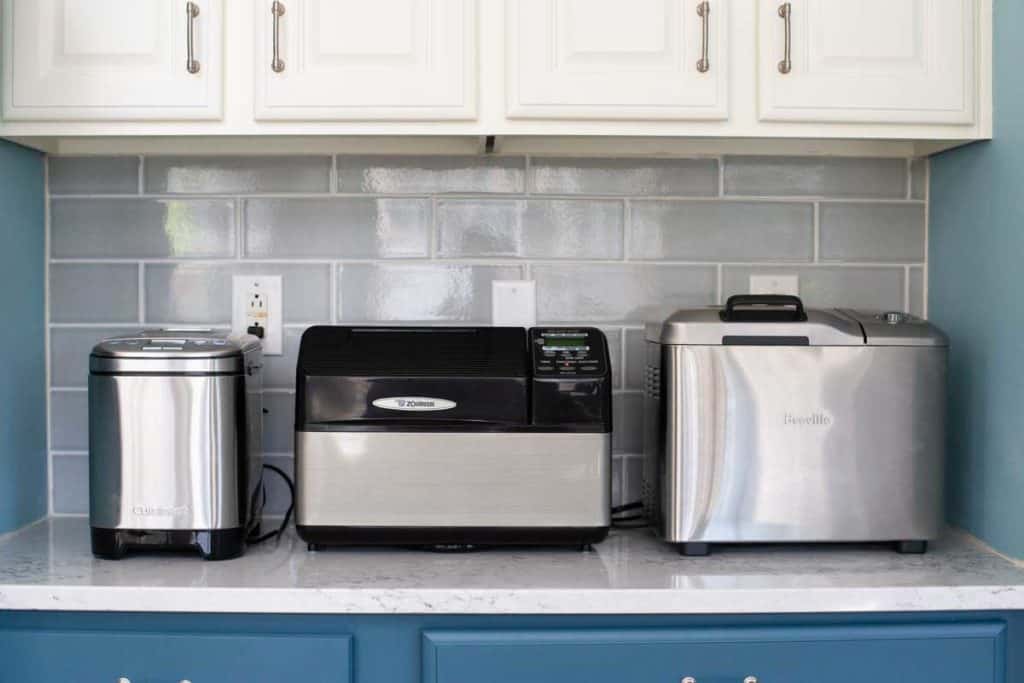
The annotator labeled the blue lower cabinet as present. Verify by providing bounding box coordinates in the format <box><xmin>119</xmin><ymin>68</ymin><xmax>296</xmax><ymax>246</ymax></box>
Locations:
<box><xmin>0</xmin><ymin>629</ymin><xmax>352</xmax><ymax>683</ymax></box>
<box><xmin>422</xmin><ymin>623</ymin><xmax>1007</xmax><ymax>683</ymax></box>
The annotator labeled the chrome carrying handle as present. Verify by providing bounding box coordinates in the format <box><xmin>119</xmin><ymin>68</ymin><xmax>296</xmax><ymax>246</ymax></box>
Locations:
<box><xmin>185</xmin><ymin>1</ymin><xmax>200</xmax><ymax>74</ymax></box>
<box><xmin>271</xmin><ymin>1</ymin><xmax>286</xmax><ymax>73</ymax></box>
<box><xmin>778</xmin><ymin>2</ymin><xmax>792</xmax><ymax>74</ymax></box>
<box><xmin>696</xmin><ymin>1</ymin><xmax>710</xmax><ymax>73</ymax></box>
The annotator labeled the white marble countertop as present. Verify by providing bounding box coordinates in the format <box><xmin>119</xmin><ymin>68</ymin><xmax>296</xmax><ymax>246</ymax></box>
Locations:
<box><xmin>0</xmin><ymin>518</ymin><xmax>1022</xmax><ymax>615</ymax></box>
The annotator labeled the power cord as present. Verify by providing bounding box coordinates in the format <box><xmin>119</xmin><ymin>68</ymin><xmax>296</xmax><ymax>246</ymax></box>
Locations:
<box><xmin>248</xmin><ymin>463</ymin><xmax>295</xmax><ymax>545</ymax></box>
<box><xmin>611</xmin><ymin>500</ymin><xmax>649</xmax><ymax>529</ymax></box>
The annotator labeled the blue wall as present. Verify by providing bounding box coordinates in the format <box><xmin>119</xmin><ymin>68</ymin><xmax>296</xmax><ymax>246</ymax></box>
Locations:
<box><xmin>930</xmin><ymin>1</ymin><xmax>1024</xmax><ymax>558</ymax></box>
<box><xmin>0</xmin><ymin>140</ymin><xmax>46</xmax><ymax>532</ymax></box>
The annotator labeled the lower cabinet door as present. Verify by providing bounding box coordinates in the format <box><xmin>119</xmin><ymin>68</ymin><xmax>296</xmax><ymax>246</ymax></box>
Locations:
<box><xmin>423</xmin><ymin>623</ymin><xmax>1006</xmax><ymax>683</ymax></box>
<box><xmin>0</xmin><ymin>629</ymin><xmax>352</xmax><ymax>682</ymax></box>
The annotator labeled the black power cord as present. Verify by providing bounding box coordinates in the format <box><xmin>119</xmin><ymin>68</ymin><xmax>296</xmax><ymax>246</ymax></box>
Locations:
<box><xmin>611</xmin><ymin>500</ymin><xmax>649</xmax><ymax>529</ymax></box>
<box><xmin>248</xmin><ymin>464</ymin><xmax>295</xmax><ymax>545</ymax></box>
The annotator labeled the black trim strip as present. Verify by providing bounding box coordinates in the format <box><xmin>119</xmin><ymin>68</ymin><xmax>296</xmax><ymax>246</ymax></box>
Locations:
<box><xmin>722</xmin><ymin>336</ymin><xmax>810</xmax><ymax>346</ymax></box>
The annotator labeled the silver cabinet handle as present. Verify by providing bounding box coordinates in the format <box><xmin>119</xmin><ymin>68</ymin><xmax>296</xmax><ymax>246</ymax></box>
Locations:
<box><xmin>271</xmin><ymin>1</ymin><xmax>286</xmax><ymax>73</ymax></box>
<box><xmin>185</xmin><ymin>1</ymin><xmax>200</xmax><ymax>74</ymax></box>
<box><xmin>696</xmin><ymin>1</ymin><xmax>711</xmax><ymax>73</ymax></box>
<box><xmin>777</xmin><ymin>2</ymin><xmax>792</xmax><ymax>74</ymax></box>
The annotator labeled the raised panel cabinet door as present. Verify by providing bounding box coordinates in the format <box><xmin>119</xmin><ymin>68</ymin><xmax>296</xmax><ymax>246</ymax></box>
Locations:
<box><xmin>254</xmin><ymin>0</ymin><xmax>477</xmax><ymax>120</ymax></box>
<box><xmin>507</xmin><ymin>0</ymin><xmax>728</xmax><ymax>120</ymax></box>
<box><xmin>758</xmin><ymin>0</ymin><xmax>976</xmax><ymax>124</ymax></box>
<box><xmin>2</xmin><ymin>0</ymin><xmax>224</xmax><ymax>120</ymax></box>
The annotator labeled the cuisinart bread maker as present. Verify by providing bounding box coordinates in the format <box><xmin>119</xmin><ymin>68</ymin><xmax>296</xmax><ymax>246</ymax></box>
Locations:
<box><xmin>644</xmin><ymin>295</ymin><xmax>948</xmax><ymax>556</ymax></box>
<box><xmin>88</xmin><ymin>329</ymin><xmax>264</xmax><ymax>560</ymax></box>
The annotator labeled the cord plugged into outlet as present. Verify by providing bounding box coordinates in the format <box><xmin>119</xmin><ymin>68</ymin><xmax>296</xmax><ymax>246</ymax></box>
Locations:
<box><xmin>232</xmin><ymin>276</ymin><xmax>282</xmax><ymax>354</ymax></box>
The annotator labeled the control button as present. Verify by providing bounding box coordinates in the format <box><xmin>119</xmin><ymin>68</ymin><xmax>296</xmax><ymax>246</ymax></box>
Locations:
<box><xmin>882</xmin><ymin>311</ymin><xmax>907</xmax><ymax>325</ymax></box>
<box><xmin>142</xmin><ymin>346</ymin><xmax>163</xmax><ymax>351</ymax></box>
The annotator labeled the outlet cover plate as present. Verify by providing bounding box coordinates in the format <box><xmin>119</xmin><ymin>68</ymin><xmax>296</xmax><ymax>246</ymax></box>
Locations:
<box><xmin>232</xmin><ymin>275</ymin><xmax>282</xmax><ymax>355</ymax></box>
<box><xmin>749</xmin><ymin>274</ymin><xmax>800</xmax><ymax>297</ymax></box>
<box><xmin>492</xmin><ymin>280</ymin><xmax>537</xmax><ymax>327</ymax></box>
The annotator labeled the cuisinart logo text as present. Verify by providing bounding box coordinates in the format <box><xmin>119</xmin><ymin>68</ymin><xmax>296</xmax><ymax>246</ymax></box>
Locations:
<box><xmin>783</xmin><ymin>412</ymin><xmax>833</xmax><ymax>427</ymax></box>
<box><xmin>132</xmin><ymin>504</ymin><xmax>191</xmax><ymax>517</ymax></box>
<box><xmin>372</xmin><ymin>397</ymin><xmax>457</xmax><ymax>412</ymax></box>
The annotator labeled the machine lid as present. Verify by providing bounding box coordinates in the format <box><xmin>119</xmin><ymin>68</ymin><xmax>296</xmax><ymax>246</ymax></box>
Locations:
<box><xmin>646</xmin><ymin>296</ymin><xmax>947</xmax><ymax>347</ymax></box>
<box><xmin>90</xmin><ymin>329</ymin><xmax>259</xmax><ymax>373</ymax></box>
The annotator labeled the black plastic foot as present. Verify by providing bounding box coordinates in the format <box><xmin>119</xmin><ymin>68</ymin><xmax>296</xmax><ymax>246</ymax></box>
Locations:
<box><xmin>579</xmin><ymin>543</ymin><xmax>595</xmax><ymax>553</ymax></box>
<box><xmin>307</xmin><ymin>543</ymin><xmax>322</xmax><ymax>552</ymax></box>
<box><xmin>896</xmin><ymin>540</ymin><xmax>927</xmax><ymax>554</ymax></box>
<box><xmin>91</xmin><ymin>527</ymin><xmax>246</xmax><ymax>561</ymax></box>
<box><xmin>680</xmin><ymin>542</ymin><xmax>711</xmax><ymax>557</ymax></box>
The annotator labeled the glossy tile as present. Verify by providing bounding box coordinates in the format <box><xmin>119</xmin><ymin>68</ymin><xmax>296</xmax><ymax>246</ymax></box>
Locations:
<box><xmin>724</xmin><ymin>156</ymin><xmax>908</xmax><ymax>198</ymax></box>
<box><xmin>819</xmin><ymin>202</ymin><xmax>926</xmax><ymax>262</ymax></box>
<box><xmin>52</xmin><ymin>455</ymin><xmax>89</xmax><ymax>515</ymax></box>
<box><xmin>50</xmin><ymin>391</ymin><xmax>87</xmax><ymax>452</ymax></box>
<box><xmin>262</xmin><ymin>455</ymin><xmax>295</xmax><ymax>515</ymax></box>
<box><xmin>622</xmin><ymin>454</ymin><xmax>644</xmax><ymax>505</ymax></box>
<box><xmin>244</xmin><ymin>198</ymin><xmax>431</xmax><ymax>259</ymax></box>
<box><xmin>338</xmin><ymin>264</ymin><xmax>523</xmax><ymax>322</ymax></box>
<box><xmin>51</xmin><ymin>327</ymin><xmax>138</xmax><ymax>388</ymax></box>
<box><xmin>630</xmin><ymin>200</ymin><xmax>814</xmax><ymax>261</ymax></box>
<box><xmin>144</xmin><ymin>263</ymin><xmax>330</xmax><ymax>324</ymax></box>
<box><xmin>144</xmin><ymin>156</ymin><xmax>331</xmax><ymax>194</ymax></box>
<box><xmin>624</xmin><ymin>328</ymin><xmax>646</xmax><ymax>390</ymax></box>
<box><xmin>534</xmin><ymin>264</ymin><xmax>716</xmax><ymax>323</ymax></box>
<box><xmin>437</xmin><ymin>199</ymin><xmax>624</xmax><ymax>259</ymax></box>
<box><xmin>49</xmin><ymin>156</ymin><xmax>139</xmax><ymax>195</ymax></box>
<box><xmin>910</xmin><ymin>158</ymin><xmax>928</xmax><ymax>200</ymax></box>
<box><xmin>909</xmin><ymin>267</ymin><xmax>925</xmax><ymax>317</ymax></box>
<box><xmin>263</xmin><ymin>392</ymin><xmax>295</xmax><ymax>454</ymax></box>
<box><xmin>336</xmin><ymin>155</ymin><xmax>525</xmax><ymax>194</ymax></box>
<box><xmin>613</xmin><ymin>393</ymin><xmax>643</xmax><ymax>454</ymax></box>
<box><xmin>50</xmin><ymin>264</ymin><xmax>139</xmax><ymax>324</ymax></box>
<box><xmin>611</xmin><ymin>456</ymin><xmax>624</xmax><ymax>508</ymax></box>
<box><xmin>52</xmin><ymin>199</ymin><xmax>235</xmax><ymax>259</ymax></box>
<box><xmin>600</xmin><ymin>327</ymin><xmax>623</xmax><ymax>389</ymax></box>
<box><xmin>263</xmin><ymin>327</ymin><xmax>306</xmax><ymax>389</ymax></box>
<box><xmin>529</xmin><ymin>157</ymin><xmax>719</xmax><ymax>196</ymax></box>
<box><xmin>723</xmin><ymin>266</ymin><xmax>905</xmax><ymax>310</ymax></box>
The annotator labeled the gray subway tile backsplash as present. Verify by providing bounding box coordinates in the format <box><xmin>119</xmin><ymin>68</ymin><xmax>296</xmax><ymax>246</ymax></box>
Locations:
<box><xmin>529</xmin><ymin>157</ymin><xmax>719</xmax><ymax>196</ymax></box>
<box><xmin>724</xmin><ymin>156</ymin><xmax>908</xmax><ymax>198</ymax></box>
<box><xmin>52</xmin><ymin>198</ymin><xmax>236</xmax><ymax>259</ymax></box>
<box><xmin>629</xmin><ymin>200</ymin><xmax>814</xmax><ymax>261</ymax></box>
<box><xmin>46</xmin><ymin>153</ymin><xmax>927</xmax><ymax>514</ymax></box>
<box><xmin>49</xmin><ymin>156</ymin><xmax>140</xmax><ymax>195</ymax></box>
<box><xmin>245</xmin><ymin>197</ymin><xmax>432</xmax><ymax>259</ymax></box>
<box><xmin>337</xmin><ymin>155</ymin><xmax>525</xmax><ymax>194</ymax></box>
<box><xmin>437</xmin><ymin>199</ymin><xmax>624</xmax><ymax>259</ymax></box>
<box><xmin>144</xmin><ymin>156</ymin><xmax>332</xmax><ymax>194</ymax></box>
<box><xmin>819</xmin><ymin>202</ymin><xmax>926</xmax><ymax>263</ymax></box>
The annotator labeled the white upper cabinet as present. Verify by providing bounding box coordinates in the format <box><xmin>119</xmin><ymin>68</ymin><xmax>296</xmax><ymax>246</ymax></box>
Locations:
<box><xmin>253</xmin><ymin>0</ymin><xmax>477</xmax><ymax>120</ymax></box>
<box><xmin>758</xmin><ymin>0</ymin><xmax>976</xmax><ymax>124</ymax></box>
<box><xmin>507</xmin><ymin>0</ymin><xmax>728</xmax><ymax>120</ymax></box>
<box><xmin>2</xmin><ymin>0</ymin><xmax>223</xmax><ymax>120</ymax></box>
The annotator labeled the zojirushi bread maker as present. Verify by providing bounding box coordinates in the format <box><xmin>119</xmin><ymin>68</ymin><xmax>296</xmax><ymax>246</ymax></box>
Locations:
<box><xmin>294</xmin><ymin>326</ymin><xmax>612</xmax><ymax>549</ymax></box>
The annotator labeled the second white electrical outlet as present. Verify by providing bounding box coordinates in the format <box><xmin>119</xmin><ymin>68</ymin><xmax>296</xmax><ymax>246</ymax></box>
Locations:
<box><xmin>749</xmin><ymin>274</ymin><xmax>800</xmax><ymax>297</ymax></box>
<box><xmin>232</xmin><ymin>275</ymin><xmax>282</xmax><ymax>355</ymax></box>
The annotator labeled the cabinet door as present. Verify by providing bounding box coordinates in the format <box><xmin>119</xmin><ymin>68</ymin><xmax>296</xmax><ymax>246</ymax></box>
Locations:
<box><xmin>254</xmin><ymin>0</ymin><xmax>477</xmax><ymax>121</ymax></box>
<box><xmin>506</xmin><ymin>0</ymin><xmax>728</xmax><ymax>120</ymax></box>
<box><xmin>2</xmin><ymin>0</ymin><xmax>223</xmax><ymax>121</ymax></box>
<box><xmin>758</xmin><ymin>0</ymin><xmax>975</xmax><ymax>124</ymax></box>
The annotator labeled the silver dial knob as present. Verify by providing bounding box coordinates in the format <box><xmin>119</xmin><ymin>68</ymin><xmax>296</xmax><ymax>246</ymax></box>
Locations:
<box><xmin>883</xmin><ymin>311</ymin><xmax>906</xmax><ymax>324</ymax></box>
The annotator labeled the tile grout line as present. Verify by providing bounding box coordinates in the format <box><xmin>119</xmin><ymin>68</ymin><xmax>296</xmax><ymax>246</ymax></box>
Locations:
<box><xmin>923</xmin><ymin>158</ymin><xmax>931</xmax><ymax>318</ymax></box>
<box><xmin>137</xmin><ymin>155</ymin><xmax>144</xmax><ymax>195</ymax></box>
<box><xmin>813</xmin><ymin>201</ymin><xmax>821</xmax><ymax>262</ymax></box>
<box><xmin>137</xmin><ymin>263</ymin><xmax>145</xmax><ymax>324</ymax></box>
<box><xmin>622</xmin><ymin>199</ymin><xmax>631</xmax><ymax>261</ymax></box>
<box><xmin>330</xmin><ymin>261</ymin><xmax>339</xmax><ymax>324</ymax></box>
<box><xmin>44</xmin><ymin>156</ymin><xmax>54</xmax><ymax>518</ymax></box>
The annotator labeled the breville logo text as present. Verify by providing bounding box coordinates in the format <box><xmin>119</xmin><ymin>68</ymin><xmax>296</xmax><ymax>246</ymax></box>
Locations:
<box><xmin>132</xmin><ymin>505</ymin><xmax>190</xmax><ymax>517</ymax></box>
<box><xmin>372</xmin><ymin>397</ymin><xmax>457</xmax><ymax>412</ymax></box>
<box><xmin>783</xmin><ymin>412</ymin><xmax>832</xmax><ymax>426</ymax></box>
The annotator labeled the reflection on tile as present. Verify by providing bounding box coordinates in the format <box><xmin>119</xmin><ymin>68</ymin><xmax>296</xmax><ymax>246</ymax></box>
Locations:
<box><xmin>437</xmin><ymin>199</ymin><xmax>624</xmax><ymax>259</ymax></box>
<box><xmin>613</xmin><ymin>393</ymin><xmax>643</xmax><ymax>454</ymax></box>
<box><xmin>723</xmin><ymin>266</ymin><xmax>905</xmax><ymax>310</ymax></box>
<box><xmin>338</xmin><ymin>264</ymin><xmax>523</xmax><ymax>322</ymax></box>
<box><xmin>262</xmin><ymin>455</ymin><xmax>295</xmax><ymax>515</ymax></box>
<box><xmin>611</xmin><ymin>456</ymin><xmax>624</xmax><ymax>508</ymax></box>
<box><xmin>337</xmin><ymin>155</ymin><xmax>525</xmax><ymax>194</ymax></box>
<box><xmin>819</xmin><ymin>203</ymin><xmax>926</xmax><ymax>262</ymax></box>
<box><xmin>145</xmin><ymin>263</ymin><xmax>330</xmax><ymax>324</ymax></box>
<box><xmin>600</xmin><ymin>328</ymin><xmax>622</xmax><ymax>389</ymax></box>
<box><xmin>51</xmin><ymin>327</ymin><xmax>138</xmax><ymax>388</ymax></box>
<box><xmin>909</xmin><ymin>267</ymin><xmax>925</xmax><ymax>317</ymax></box>
<box><xmin>144</xmin><ymin>156</ymin><xmax>331</xmax><ymax>194</ymax></box>
<box><xmin>50</xmin><ymin>264</ymin><xmax>138</xmax><ymax>323</ymax></box>
<box><xmin>262</xmin><ymin>392</ymin><xmax>295</xmax><ymax>454</ymax></box>
<box><xmin>244</xmin><ymin>198</ymin><xmax>431</xmax><ymax>258</ymax></box>
<box><xmin>622</xmin><ymin>455</ymin><xmax>644</xmax><ymax>504</ymax></box>
<box><xmin>51</xmin><ymin>391</ymin><xmax>88</xmax><ymax>451</ymax></box>
<box><xmin>263</xmin><ymin>327</ymin><xmax>307</xmax><ymax>389</ymax></box>
<box><xmin>534</xmin><ymin>264</ymin><xmax>716</xmax><ymax>323</ymax></box>
<box><xmin>724</xmin><ymin>156</ymin><xmax>907</xmax><ymax>198</ymax></box>
<box><xmin>910</xmin><ymin>159</ymin><xmax>928</xmax><ymax>200</ymax></box>
<box><xmin>630</xmin><ymin>200</ymin><xmax>814</xmax><ymax>261</ymax></box>
<box><xmin>529</xmin><ymin>157</ymin><xmax>719</xmax><ymax>196</ymax></box>
<box><xmin>52</xmin><ymin>199</ymin><xmax>235</xmax><ymax>259</ymax></box>
<box><xmin>624</xmin><ymin>328</ymin><xmax>646</xmax><ymax>390</ymax></box>
<box><xmin>53</xmin><ymin>455</ymin><xmax>89</xmax><ymax>515</ymax></box>
<box><xmin>49</xmin><ymin>156</ymin><xmax>139</xmax><ymax>195</ymax></box>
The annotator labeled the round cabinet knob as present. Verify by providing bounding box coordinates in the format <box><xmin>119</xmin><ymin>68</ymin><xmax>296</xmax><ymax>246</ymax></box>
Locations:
<box><xmin>883</xmin><ymin>311</ymin><xmax>907</xmax><ymax>324</ymax></box>
<box><xmin>744</xmin><ymin>677</ymin><xmax>759</xmax><ymax>683</ymax></box>
<box><xmin>681</xmin><ymin>678</ymin><xmax>697</xmax><ymax>683</ymax></box>
<box><xmin>118</xmin><ymin>679</ymin><xmax>131</xmax><ymax>683</ymax></box>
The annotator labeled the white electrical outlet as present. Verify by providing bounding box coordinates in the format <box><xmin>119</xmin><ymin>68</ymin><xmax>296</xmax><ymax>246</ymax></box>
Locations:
<box><xmin>232</xmin><ymin>275</ymin><xmax>282</xmax><ymax>355</ymax></box>
<box><xmin>492</xmin><ymin>280</ymin><xmax>536</xmax><ymax>326</ymax></box>
<box><xmin>749</xmin><ymin>274</ymin><xmax>800</xmax><ymax>296</ymax></box>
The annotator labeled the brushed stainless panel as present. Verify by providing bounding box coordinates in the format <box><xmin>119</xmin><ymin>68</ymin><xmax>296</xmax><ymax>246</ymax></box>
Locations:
<box><xmin>296</xmin><ymin>432</ymin><xmax>610</xmax><ymax>528</ymax></box>
<box><xmin>89</xmin><ymin>374</ymin><xmax>245</xmax><ymax>530</ymax></box>
<box><xmin>654</xmin><ymin>345</ymin><xmax>945</xmax><ymax>543</ymax></box>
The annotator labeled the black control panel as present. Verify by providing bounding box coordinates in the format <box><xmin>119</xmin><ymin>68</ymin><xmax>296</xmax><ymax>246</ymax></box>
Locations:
<box><xmin>530</xmin><ymin>328</ymin><xmax>607</xmax><ymax>377</ymax></box>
